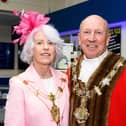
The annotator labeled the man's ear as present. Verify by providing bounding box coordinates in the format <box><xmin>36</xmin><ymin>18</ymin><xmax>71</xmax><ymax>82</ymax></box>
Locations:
<box><xmin>106</xmin><ymin>33</ymin><xmax>111</xmax><ymax>46</ymax></box>
<box><xmin>78</xmin><ymin>33</ymin><xmax>81</xmax><ymax>45</ymax></box>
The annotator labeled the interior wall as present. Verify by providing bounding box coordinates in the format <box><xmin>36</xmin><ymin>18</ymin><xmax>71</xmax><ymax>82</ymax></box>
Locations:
<box><xmin>0</xmin><ymin>0</ymin><xmax>86</xmax><ymax>14</ymax></box>
<box><xmin>0</xmin><ymin>25</ymin><xmax>11</xmax><ymax>42</ymax></box>
<box><xmin>48</xmin><ymin>0</ymin><xmax>126</xmax><ymax>32</ymax></box>
<box><xmin>0</xmin><ymin>0</ymin><xmax>49</xmax><ymax>13</ymax></box>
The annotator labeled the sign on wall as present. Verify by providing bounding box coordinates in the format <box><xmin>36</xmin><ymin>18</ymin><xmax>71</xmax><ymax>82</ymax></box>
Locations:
<box><xmin>108</xmin><ymin>26</ymin><xmax>121</xmax><ymax>55</ymax></box>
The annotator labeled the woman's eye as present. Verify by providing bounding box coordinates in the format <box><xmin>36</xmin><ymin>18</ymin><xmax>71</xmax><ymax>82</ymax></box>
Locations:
<box><xmin>48</xmin><ymin>41</ymin><xmax>55</xmax><ymax>45</ymax></box>
<box><xmin>37</xmin><ymin>41</ymin><xmax>42</xmax><ymax>44</ymax></box>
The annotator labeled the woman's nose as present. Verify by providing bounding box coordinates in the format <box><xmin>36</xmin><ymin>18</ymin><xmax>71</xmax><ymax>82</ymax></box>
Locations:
<box><xmin>43</xmin><ymin>42</ymin><xmax>49</xmax><ymax>49</ymax></box>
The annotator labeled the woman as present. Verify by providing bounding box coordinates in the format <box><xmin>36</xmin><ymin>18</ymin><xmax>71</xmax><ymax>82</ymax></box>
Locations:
<box><xmin>4</xmin><ymin>11</ymin><xmax>69</xmax><ymax>126</ymax></box>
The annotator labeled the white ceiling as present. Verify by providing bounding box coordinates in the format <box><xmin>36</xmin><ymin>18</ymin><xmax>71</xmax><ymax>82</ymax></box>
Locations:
<box><xmin>0</xmin><ymin>0</ymin><xmax>87</xmax><ymax>25</ymax></box>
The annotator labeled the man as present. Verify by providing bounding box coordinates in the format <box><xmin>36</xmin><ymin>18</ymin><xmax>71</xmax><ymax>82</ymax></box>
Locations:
<box><xmin>69</xmin><ymin>15</ymin><xmax>126</xmax><ymax>126</ymax></box>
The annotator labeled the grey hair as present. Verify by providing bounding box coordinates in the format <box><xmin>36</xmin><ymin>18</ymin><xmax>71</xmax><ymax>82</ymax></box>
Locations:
<box><xmin>20</xmin><ymin>24</ymin><xmax>64</xmax><ymax>66</ymax></box>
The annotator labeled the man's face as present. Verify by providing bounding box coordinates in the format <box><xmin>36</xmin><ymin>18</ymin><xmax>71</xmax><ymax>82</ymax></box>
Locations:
<box><xmin>78</xmin><ymin>15</ymin><xmax>110</xmax><ymax>59</ymax></box>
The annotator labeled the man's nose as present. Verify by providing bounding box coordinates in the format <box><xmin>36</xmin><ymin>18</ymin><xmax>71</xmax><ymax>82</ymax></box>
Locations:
<box><xmin>88</xmin><ymin>32</ymin><xmax>96</xmax><ymax>42</ymax></box>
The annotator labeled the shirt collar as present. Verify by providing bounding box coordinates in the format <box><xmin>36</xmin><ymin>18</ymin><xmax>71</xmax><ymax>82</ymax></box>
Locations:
<box><xmin>83</xmin><ymin>49</ymin><xmax>109</xmax><ymax>63</ymax></box>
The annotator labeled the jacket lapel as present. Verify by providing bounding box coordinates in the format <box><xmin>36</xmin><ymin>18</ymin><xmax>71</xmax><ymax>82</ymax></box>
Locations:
<box><xmin>24</xmin><ymin>65</ymin><xmax>66</xmax><ymax>117</ymax></box>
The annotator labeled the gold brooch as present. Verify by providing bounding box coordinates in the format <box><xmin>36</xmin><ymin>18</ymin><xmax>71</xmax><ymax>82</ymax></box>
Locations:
<box><xmin>23</xmin><ymin>80</ymin><xmax>29</xmax><ymax>85</ymax></box>
<box><xmin>34</xmin><ymin>89</ymin><xmax>40</xmax><ymax>96</ymax></box>
<box><xmin>58</xmin><ymin>86</ymin><xmax>63</xmax><ymax>93</ymax></box>
<box><xmin>48</xmin><ymin>93</ymin><xmax>60</xmax><ymax>124</ymax></box>
<box><xmin>74</xmin><ymin>106</ymin><xmax>89</xmax><ymax>124</ymax></box>
<box><xmin>51</xmin><ymin>104</ymin><xmax>60</xmax><ymax>124</ymax></box>
<box><xmin>60</xmin><ymin>78</ymin><xmax>66</xmax><ymax>82</ymax></box>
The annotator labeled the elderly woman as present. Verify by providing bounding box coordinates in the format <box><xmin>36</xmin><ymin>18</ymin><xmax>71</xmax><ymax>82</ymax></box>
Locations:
<box><xmin>4</xmin><ymin>11</ymin><xmax>69</xmax><ymax>126</ymax></box>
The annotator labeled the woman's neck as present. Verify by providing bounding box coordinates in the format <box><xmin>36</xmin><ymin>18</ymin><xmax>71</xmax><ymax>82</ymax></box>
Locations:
<box><xmin>33</xmin><ymin>62</ymin><xmax>52</xmax><ymax>79</ymax></box>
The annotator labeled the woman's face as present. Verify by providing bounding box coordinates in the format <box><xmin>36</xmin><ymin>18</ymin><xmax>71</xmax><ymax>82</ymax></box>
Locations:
<box><xmin>32</xmin><ymin>31</ymin><xmax>56</xmax><ymax>66</ymax></box>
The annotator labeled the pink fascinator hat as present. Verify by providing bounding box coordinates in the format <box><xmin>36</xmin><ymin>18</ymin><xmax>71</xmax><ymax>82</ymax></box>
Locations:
<box><xmin>12</xmin><ymin>10</ymin><xmax>50</xmax><ymax>45</ymax></box>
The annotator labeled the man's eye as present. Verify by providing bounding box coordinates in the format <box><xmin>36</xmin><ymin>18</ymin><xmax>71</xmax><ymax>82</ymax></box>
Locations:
<box><xmin>96</xmin><ymin>31</ymin><xmax>102</xmax><ymax>34</ymax></box>
<box><xmin>83</xmin><ymin>31</ymin><xmax>90</xmax><ymax>34</ymax></box>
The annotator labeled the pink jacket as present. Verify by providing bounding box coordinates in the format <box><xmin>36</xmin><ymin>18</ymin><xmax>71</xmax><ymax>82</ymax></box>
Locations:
<box><xmin>4</xmin><ymin>64</ymin><xmax>69</xmax><ymax>126</ymax></box>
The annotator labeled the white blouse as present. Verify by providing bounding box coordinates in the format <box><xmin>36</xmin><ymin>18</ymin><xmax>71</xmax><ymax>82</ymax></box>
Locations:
<box><xmin>40</xmin><ymin>77</ymin><xmax>56</xmax><ymax>93</ymax></box>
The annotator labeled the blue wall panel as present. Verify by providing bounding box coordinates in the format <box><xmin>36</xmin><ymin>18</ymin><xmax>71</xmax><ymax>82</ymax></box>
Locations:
<box><xmin>48</xmin><ymin>0</ymin><xmax>125</xmax><ymax>32</ymax></box>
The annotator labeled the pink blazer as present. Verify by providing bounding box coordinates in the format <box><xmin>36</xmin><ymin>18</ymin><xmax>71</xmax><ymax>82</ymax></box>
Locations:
<box><xmin>4</xmin><ymin>64</ymin><xmax>69</xmax><ymax>126</ymax></box>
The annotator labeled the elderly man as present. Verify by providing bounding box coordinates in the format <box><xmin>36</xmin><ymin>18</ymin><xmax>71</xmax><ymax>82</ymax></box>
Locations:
<box><xmin>68</xmin><ymin>15</ymin><xmax>126</xmax><ymax>126</ymax></box>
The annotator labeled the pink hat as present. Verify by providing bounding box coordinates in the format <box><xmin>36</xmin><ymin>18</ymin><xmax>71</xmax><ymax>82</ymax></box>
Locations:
<box><xmin>13</xmin><ymin>10</ymin><xmax>50</xmax><ymax>45</ymax></box>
